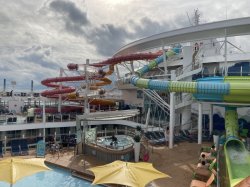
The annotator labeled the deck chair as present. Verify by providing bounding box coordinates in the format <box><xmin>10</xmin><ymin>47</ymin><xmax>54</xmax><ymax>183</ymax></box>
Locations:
<box><xmin>200</xmin><ymin>150</ymin><xmax>216</xmax><ymax>162</ymax></box>
<box><xmin>0</xmin><ymin>141</ymin><xmax>3</xmax><ymax>157</ymax></box>
<box><xmin>20</xmin><ymin>139</ymin><xmax>29</xmax><ymax>155</ymax></box>
<box><xmin>144</xmin><ymin>132</ymin><xmax>162</xmax><ymax>145</ymax></box>
<box><xmin>12</xmin><ymin>117</ymin><xmax>17</xmax><ymax>123</ymax></box>
<box><xmin>36</xmin><ymin>136</ymin><xmax>43</xmax><ymax>143</ymax></box>
<box><xmin>194</xmin><ymin>159</ymin><xmax>217</xmax><ymax>181</ymax></box>
<box><xmin>151</xmin><ymin>131</ymin><xmax>165</xmax><ymax>144</ymax></box>
<box><xmin>11</xmin><ymin>140</ymin><xmax>21</xmax><ymax>156</ymax></box>
<box><xmin>200</xmin><ymin>146</ymin><xmax>212</xmax><ymax>154</ymax></box>
<box><xmin>179</xmin><ymin>130</ymin><xmax>194</xmax><ymax>142</ymax></box>
<box><xmin>190</xmin><ymin>173</ymin><xmax>215</xmax><ymax>187</ymax></box>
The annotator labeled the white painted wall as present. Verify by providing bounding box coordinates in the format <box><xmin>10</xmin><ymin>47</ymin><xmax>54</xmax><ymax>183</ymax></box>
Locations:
<box><xmin>181</xmin><ymin>46</ymin><xmax>193</xmax><ymax>130</ymax></box>
<box><xmin>121</xmin><ymin>90</ymin><xmax>143</xmax><ymax>107</ymax></box>
<box><xmin>8</xmin><ymin>100</ymin><xmax>24</xmax><ymax>114</ymax></box>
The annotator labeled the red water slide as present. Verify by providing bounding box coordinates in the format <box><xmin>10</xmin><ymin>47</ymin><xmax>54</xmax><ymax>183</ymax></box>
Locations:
<box><xmin>67</xmin><ymin>52</ymin><xmax>161</xmax><ymax>69</ymax></box>
<box><xmin>41</xmin><ymin>52</ymin><xmax>161</xmax><ymax>99</ymax></box>
<box><xmin>41</xmin><ymin>75</ymin><xmax>100</xmax><ymax>97</ymax></box>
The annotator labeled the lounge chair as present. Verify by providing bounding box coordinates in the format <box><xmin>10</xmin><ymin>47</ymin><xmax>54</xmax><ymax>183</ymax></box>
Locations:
<box><xmin>11</xmin><ymin>140</ymin><xmax>21</xmax><ymax>156</ymax></box>
<box><xmin>36</xmin><ymin>136</ymin><xmax>43</xmax><ymax>143</ymax></box>
<box><xmin>0</xmin><ymin>141</ymin><xmax>3</xmax><ymax>157</ymax></box>
<box><xmin>185</xmin><ymin>130</ymin><xmax>212</xmax><ymax>142</ymax></box>
<box><xmin>12</xmin><ymin>117</ymin><xmax>17</xmax><ymax>123</ymax></box>
<box><xmin>144</xmin><ymin>132</ymin><xmax>163</xmax><ymax>145</ymax></box>
<box><xmin>200</xmin><ymin>146</ymin><xmax>212</xmax><ymax>153</ymax></box>
<box><xmin>194</xmin><ymin>159</ymin><xmax>217</xmax><ymax>181</ymax></box>
<box><xmin>151</xmin><ymin>131</ymin><xmax>165</xmax><ymax>143</ymax></box>
<box><xmin>179</xmin><ymin>130</ymin><xmax>195</xmax><ymax>142</ymax></box>
<box><xmin>190</xmin><ymin>173</ymin><xmax>215</xmax><ymax>187</ymax></box>
<box><xmin>69</xmin><ymin>135</ymin><xmax>76</xmax><ymax>147</ymax></box>
<box><xmin>20</xmin><ymin>139</ymin><xmax>29</xmax><ymax>155</ymax></box>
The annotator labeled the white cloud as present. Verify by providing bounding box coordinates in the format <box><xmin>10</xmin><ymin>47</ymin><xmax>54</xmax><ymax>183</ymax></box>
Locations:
<box><xmin>0</xmin><ymin>0</ymin><xmax>250</xmax><ymax>92</ymax></box>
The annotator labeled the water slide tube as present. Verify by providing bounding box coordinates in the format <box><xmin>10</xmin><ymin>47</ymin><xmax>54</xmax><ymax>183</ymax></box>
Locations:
<box><xmin>129</xmin><ymin>48</ymin><xmax>250</xmax><ymax>186</ymax></box>
<box><xmin>41</xmin><ymin>75</ymin><xmax>115</xmax><ymax>107</ymax></box>
<box><xmin>41</xmin><ymin>52</ymin><xmax>161</xmax><ymax>107</ymax></box>
<box><xmin>224</xmin><ymin>107</ymin><xmax>250</xmax><ymax>187</ymax></box>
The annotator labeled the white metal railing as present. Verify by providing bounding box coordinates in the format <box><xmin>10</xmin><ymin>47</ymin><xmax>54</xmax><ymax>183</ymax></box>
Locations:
<box><xmin>143</xmin><ymin>89</ymin><xmax>169</xmax><ymax>114</ymax></box>
<box><xmin>85</xmin><ymin>129</ymin><xmax>136</xmax><ymax>151</ymax></box>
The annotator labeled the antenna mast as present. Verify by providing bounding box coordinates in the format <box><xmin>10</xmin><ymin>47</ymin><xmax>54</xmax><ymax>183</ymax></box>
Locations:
<box><xmin>193</xmin><ymin>9</ymin><xmax>201</xmax><ymax>26</ymax></box>
<box><xmin>186</xmin><ymin>12</ymin><xmax>193</xmax><ymax>26</ymax></box>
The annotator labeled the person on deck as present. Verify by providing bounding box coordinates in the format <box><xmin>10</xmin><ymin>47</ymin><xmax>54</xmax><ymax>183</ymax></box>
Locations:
<box><xmin>164</xmin><ymin>127</ymin><xmax>169</xmax><ymax>146</ymax></box>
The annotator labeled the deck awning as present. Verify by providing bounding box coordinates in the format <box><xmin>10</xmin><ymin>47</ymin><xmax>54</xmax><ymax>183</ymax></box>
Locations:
<box><xmin>114</xmin><ymin>17</ymin><xmax>250</xmax><ymax>56</ymax></box>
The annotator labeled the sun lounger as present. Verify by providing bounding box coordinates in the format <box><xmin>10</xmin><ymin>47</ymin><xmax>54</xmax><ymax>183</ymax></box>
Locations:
<box><xmin>151</xmin><ymin>132</ymin><xmax>165</xmax><ymax>142</ymax></box>
<box><xmin>185</xmin><ymin>130</ymin><xmax>212</xmax><ymax>142</ymax></box>
<box><xmin>190</xmin><ymin>173</ymin><xmax>215</xmax><ymax>187</ymax></box>
<box><xmin>20</xmin><ymin>139</ymin><xmax>29</xmax><ymax>155</ymax></box>
<box><xmin>11</xmin><ymin>140</ymin><xmax>21</xmax><ymax>156</ymax></box>
<box><xmin>69</xmin><ymin>135</ymin><xmax>76</xmax><ymax>147</ymax></box>
<box><xmin>179</xmin><ymin>130</ymin><xmax>195</xmax><ymax>142</ymax></box>
<box><xmin>36</xmin><ymin>136</ymin><xmax>43</xmax><ymax>143</ymax></box>
<box><xmin>144</xmin><ymin>132</ymin><xmax>164</xmax><ymax>145</ymax></box>
<box><xmin>0</xmin><ymin>141</ymin><xmax>3</xmax><ymax>157</ymax></box>
<box><xmin>193</xmin><ymin>159</ymin><xmax>217</xmax><ymax>181</ymax></box>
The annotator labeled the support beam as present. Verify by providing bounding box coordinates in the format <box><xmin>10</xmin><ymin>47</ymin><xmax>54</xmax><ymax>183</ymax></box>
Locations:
<box><xmin>209</xmin><ymin>104</ymin><xmax>213</xmax><ymax>136</ymax></box>
<box><xmin>198</xmin><ymin>103</ymin><xmax>203</xmax><ymax>144</ymax></box>
<box><xmin>224</xmin><ymin>28</ymin><xmax>228</xmax><ymax>76</ymax></box>
<box><xmin>169</xmin><ymin>70</ymin><xmax>176</xmax><ymax>149</ymax></box>
<box><xmin>43</xmin><ymin>101</ymin><xmax>46</xmax><ymax>141</ymax></box>
<box><xmin>162</xmin><ymin>46</ymin><xmax>167</xmax><ymax>76</ymax></box>
<box><xmin>169</xmin><ymin>92</ymin><xmax>175</xmax><ymax>149</ymax></box>
<box><xmin>58</xmin><ymin>68</ymin><xmax>63</xmax><ymax>113</ymax></box>
<box><xmin>115</xmin><ymin>65</ymin><xmax>120</xmax><ymax>79</ymax></box>
<box><xmin>84</xmin><ymin>59</ymin><xmax>90</xmax><ymax>114</ymax></box>
<box><xmin>130</xmin><ymin>61</ymin><xmax>135</xmax><ymax>74</ymax></box>
<box><xmin>145</xmin><ymin>108</ymin><xmax>151</xmax><ymax>132</ymax></box>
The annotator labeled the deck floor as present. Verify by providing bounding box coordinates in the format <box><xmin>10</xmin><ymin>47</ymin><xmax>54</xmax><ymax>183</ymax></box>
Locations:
<box><xmin>0</xmin><ymin>141</ymin><xmax>211</xmax><ymax>187</ymax></box>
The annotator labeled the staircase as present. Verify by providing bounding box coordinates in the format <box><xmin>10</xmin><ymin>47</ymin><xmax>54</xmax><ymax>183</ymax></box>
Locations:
<box><xmin>176</xmin><ymin>49</ymin><xmax>203</xmax><ymax>81</ymax></box>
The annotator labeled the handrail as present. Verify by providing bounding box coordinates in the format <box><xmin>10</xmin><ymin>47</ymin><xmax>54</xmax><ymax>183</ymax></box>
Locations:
<box><xmin>143</xmin><ymin>89</ymin><xmax>169</xmax><ymax>114</ymax></box>
<box><xmin>146</xmin><ymin>90</ymin><xmax>170</xmax><ymax>108</ymax></box>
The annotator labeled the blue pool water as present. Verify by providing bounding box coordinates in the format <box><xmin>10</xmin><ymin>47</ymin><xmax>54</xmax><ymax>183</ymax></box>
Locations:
<box><xmin>97</xmin><ymin>135</ymin><xmax>134</xmax><ymax>150</ymax></box>
<box><xmin>0</xmin><ymin>165</ymin><xmax>101</xmax><ymax>187</ymax></box>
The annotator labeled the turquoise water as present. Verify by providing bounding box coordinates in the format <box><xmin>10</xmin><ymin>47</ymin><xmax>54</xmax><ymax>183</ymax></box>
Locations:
<box><xmin>227</xmin><ymin>148</ymin><xmax>250</xmax><ymax>179</ymax></box>
<box><xmin>0</xmin><ymin>165</ymin><xmax>101</xmax><ymax>187</ymax></box>
<box><xmin>97</xmin><ymin>135</ymin><xmax>134</xmax><ymax>150</ymax></box>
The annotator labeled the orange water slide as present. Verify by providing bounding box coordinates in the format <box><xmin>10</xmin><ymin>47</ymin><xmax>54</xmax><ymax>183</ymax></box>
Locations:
<box><xmin>41</xmin><ymin>52</ymin><xmax>161</xmax><ymax>105</ymax></box>
<box><xmin>41</xmin><ymin>75</ymin><xmax>97</xmax><ymax>97</ymax></box>
<box><xmin>41</xmin><ymin>72</ymin><xmax>116</xmax><ymax>106</ymax></box>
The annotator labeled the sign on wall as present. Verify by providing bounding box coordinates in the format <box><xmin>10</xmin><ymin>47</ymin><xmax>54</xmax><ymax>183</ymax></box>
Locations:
<box><xmin>36</xmin><ymin>140</ymin><xmax>46</xmax><ymax>158</ymax></box>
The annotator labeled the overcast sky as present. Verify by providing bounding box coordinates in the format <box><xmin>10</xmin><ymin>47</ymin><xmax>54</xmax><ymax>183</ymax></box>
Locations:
<box><xmin>1</xmin><ymin>0</ymin><xmax>250</xmax><ymax>92</ymax></box>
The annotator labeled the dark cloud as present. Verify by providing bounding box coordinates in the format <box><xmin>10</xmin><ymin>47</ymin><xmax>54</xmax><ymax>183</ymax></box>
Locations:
<box><xmin>130</xmin><ymin>17</ymin><xmax>171</xmax><ymax>38</ymax></box>
<box><xmin>86</xmin><ymin>24</ymin><xmax>132</xmax><ymax>57</ymax></box>
<box><xmin>0</xmin><ymin>45</ymin><xmax>59</xmax><ymax>92</ymax></box>
<box><xmin>0</xmin><ymin>12</ymin><xmax>11</xmax><ymax>25</ymax></box>
<box><xmin>87</xmin><ymin>16</ymin><xmax>189</xmax><ymax>56</ymax></box>
<box><xmin>18</xmin><ymin>45</ymin><xmax>59</xmax><ymax>69</ymax></box>
<box><xmin>18</xmin><ymin>53</ymin><xmax>58</xmax><ymax>69</ymax></box>
<box><xmin>130</xmin><ymin>14</ymin><xmax>190</xmax><ymax>39</ymax></box>
<box><xmin>0</xmin><ymin>64</ymin><xmax>12</xmax><ymax>72</ymax></box>
<box><xmin>50</xmin><ymin>0</ymin><xmax>89</xmax><ymax>35</ymax></box>
<box><xmin>48</xmin><ymin>1</ymin><xmax>189</xmax><ymax>57</ymax></box>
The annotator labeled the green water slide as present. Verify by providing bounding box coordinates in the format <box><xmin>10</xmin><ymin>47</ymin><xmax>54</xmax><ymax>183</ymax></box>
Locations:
<box><xmin>224</xmin><ymin>107</ymin><xmax>250</xmax><ymax>187</ymax></box>
<box><xmin>130</xmin><ymin>48</ymin><xmax>250</xmax><ymax>186</ymax></box>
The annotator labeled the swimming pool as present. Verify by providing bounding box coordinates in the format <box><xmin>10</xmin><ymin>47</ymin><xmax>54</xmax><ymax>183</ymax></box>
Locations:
<box><xmin>0</xmin><ymin>165</ymin><xmax>101</xmax><ymax>187</ymax></box>
<box><xmin>97</xmin><ymin>135</ymin><xmax>134</xmax><ymax>150</ymax></box>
